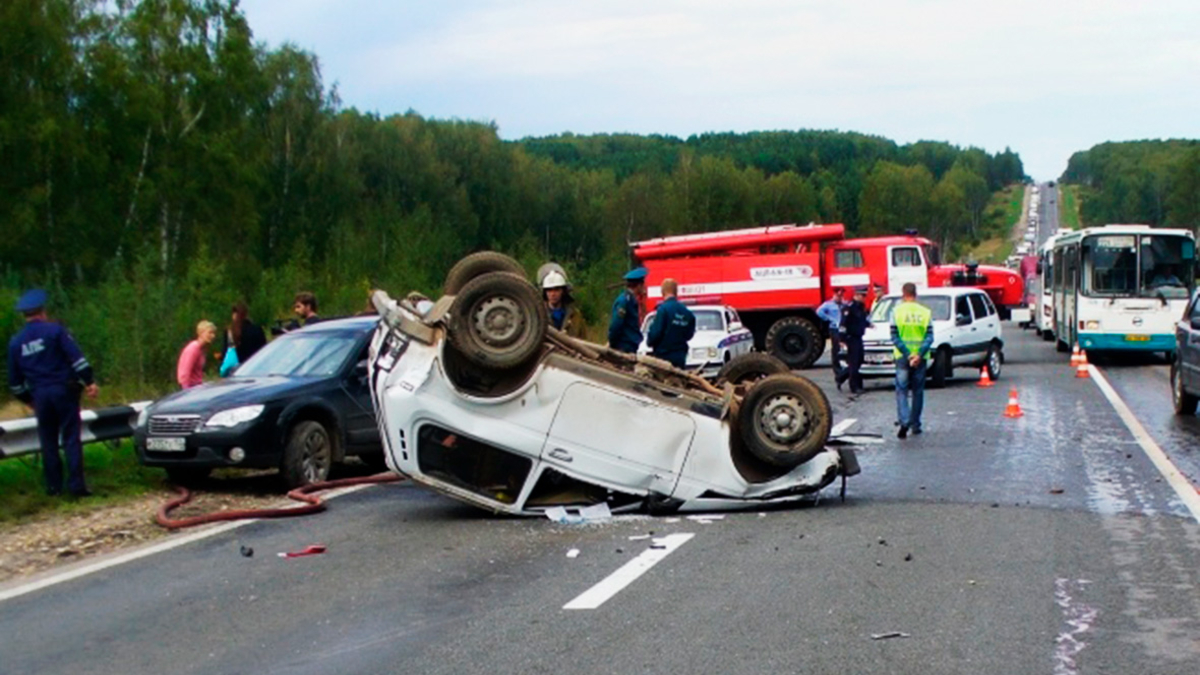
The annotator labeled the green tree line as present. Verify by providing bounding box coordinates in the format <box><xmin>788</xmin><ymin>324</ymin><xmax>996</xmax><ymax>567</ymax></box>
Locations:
<box><xmin>1</xmin><ymin>0</ymin><xmax>1024</xmax><ymax>401</ymax></box>
<box><xmin>1061</xmin><ymin>140</ymin><xmax>1200</xmax><ymax>228</ymax></box>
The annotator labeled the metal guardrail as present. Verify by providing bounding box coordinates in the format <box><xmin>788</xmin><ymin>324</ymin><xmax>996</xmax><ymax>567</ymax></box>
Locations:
<box><xmin>0</xmin><ymin>401</ymin><xmax>152</xmax><ymax>459</ymax></box>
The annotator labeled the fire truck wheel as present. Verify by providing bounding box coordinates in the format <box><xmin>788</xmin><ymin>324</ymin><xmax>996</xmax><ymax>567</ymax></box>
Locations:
<box><xmin>716</xmin><ymin>352</ymin><xmax>790</xmax><ymax>386</ymax></box>
<box><xmin>444</xmin><ymin>251</ymin><xmax>527</xmax><ymax>296</ymax></box>
<box><xmin>738</xmin><ymin>374</ymin><xmax>832</xmax><ymax>469</ymax></box>
<box><xmin>765</xmin><ymin>316</ymin><xmax>824</xmax><ymax>369</ymax></box>
<box><xmin>448</xmin><ymin>271</ymin><xmax>548</xmax><ymax>370</ymax></box>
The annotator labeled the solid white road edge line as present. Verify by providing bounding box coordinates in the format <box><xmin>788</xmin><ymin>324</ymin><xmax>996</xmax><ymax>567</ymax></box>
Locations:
<box><xmin>1088</xmin><ymin>365</ymin><xmax>1200</xmax><ymax>524</ymax></box>
<box><xmin>563</xmin><ymin>533</ymin><xmax>695</xmax><ymax>610</ymax></box>
<box><xmin>0</xmin><ymin>483</ymin><xmax>373</xmax><ymax>604</ymax></box>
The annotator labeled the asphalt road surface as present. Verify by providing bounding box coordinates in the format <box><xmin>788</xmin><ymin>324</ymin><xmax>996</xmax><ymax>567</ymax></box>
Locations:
<box><xmin>4</xmin><ymin>325</ymin><xmax>1200</xmax><ymax>675</ymax></box>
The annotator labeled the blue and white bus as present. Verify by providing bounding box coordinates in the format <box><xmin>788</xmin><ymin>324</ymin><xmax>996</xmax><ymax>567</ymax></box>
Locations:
<box><xmin>1052</xmin><ymin>225</ymin><xmax>1195</xmax><ymax>358</ymax></box>
<box><xmin>1034</xmin><ymin>229</ymin><xmax>1073</xmax><ymax>341</ymax></box>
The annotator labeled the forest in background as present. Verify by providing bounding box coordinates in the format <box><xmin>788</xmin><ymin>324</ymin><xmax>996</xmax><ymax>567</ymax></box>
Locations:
<box><xmin>1061</xmin><ymin>140</ymin><xmax>1200</xmax><ymax>229</ymax></box>
<box><xmin>1</xmin><ymin>0</ymin><xmax>1026</xmax><ymax>401</ymax></box>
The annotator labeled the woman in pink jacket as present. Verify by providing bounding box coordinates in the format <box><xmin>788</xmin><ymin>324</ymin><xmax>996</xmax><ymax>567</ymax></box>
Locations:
<box><xmin>177</xmin><ymin>320</ymin><xmax>217</xmax><ymax>389</ymax></box>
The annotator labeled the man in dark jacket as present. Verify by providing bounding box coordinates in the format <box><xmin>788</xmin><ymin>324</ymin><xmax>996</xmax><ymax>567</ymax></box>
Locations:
<box><xmin>841</xmin><ymin>287</ymin><xmax>873</xmax><ymax>395</ymax></box>
<box><xmin>646</xmin><ymin>278</ymin><xmax>696</xmax><ymax>368</ymax></box>
<box><xmin>6</xmin><ymin>289</ymin><xmax>99</xmax><ymax>497</ymax></box>
<box><xmin>608</xmin><ymin>267</ymin><xmax>647</xmax><ymax>353</ymax></box>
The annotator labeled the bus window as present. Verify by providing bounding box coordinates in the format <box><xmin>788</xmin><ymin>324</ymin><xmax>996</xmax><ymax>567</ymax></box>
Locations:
<box><xmin>1083</xmin><ymin>236</ymin><xmax>1137</xmax><ymax>296</ymax></box>
<box><xmin>1141</xmin><ymin>235</ymin><xmax>1191</xmax><ymax>299</ymax></box>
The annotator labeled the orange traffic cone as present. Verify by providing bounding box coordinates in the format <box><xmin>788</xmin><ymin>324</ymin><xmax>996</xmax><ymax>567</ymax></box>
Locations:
<box><xmin>1075</xmin><ymin>359</ymin><xmax>1090</xmax><ymax>379</ymax></box>
<box><xmin>1070</xmin><ymin>344</ymin><xmax>1082</xmax><ymax>367</ymax></box>
<box><xmin>977</xmin><ymin>367</ymin><xmax>995</xmax><ymax>387</ymax></box>
<box><xmin>1003</xmin><ymin>388</ymin><xmax>1024</xmax><ymax>418</ymax></box>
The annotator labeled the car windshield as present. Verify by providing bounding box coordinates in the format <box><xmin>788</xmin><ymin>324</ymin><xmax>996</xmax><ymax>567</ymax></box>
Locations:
<box><xmin>235</xmin><ymin>332</ymin><xmax>359</xmax><ymax>378</ymax></box>
<box><xmin>694</xmin><ymin>311</ymin><xmax>722</xmax><ymax>331</ymax></box>
<box><xmin>869</xmin><ymin>296</ymin><xmax>952</xmax><ymax>323</ymax></box>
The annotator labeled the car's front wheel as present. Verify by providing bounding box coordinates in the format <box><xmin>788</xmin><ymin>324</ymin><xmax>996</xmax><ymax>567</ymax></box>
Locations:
<box><xmin>737</xmin><ymin>374</ymin><xmax>831</xmax><ymax>469</ymax></box>
<box><xmin>448</xmin><ymin>271</ymin><xmax>548</xmax><ymax>370</ymax></box>
<box><xmin>1172</xmin><ymin>362</ymin><xmax>1198</xmax><ymax>415</ymax></box>
<box><xmin>282</xmin><ymin>420</ymin><xmax>333</xmax><ymax>489</ymax></box>
<box><xmin>929</xmin><ymin>347</ymin><xmax>951</xmax><ymax>389</ymax></box>
<box><xmin>985</xmin><ymin>344</ymin><xmax>1003</xmax><ymax>381</ymax></box>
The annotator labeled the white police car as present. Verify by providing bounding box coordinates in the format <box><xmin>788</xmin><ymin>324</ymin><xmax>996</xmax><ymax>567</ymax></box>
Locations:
<box><xmin>638</xmin><ymin>304</ymin><xmax>754</xmax><ymax>378</ymax></box>
<box><xmin>367</xmin><ymin>253</ymin><xmax>860</xmax><ymax>516</ymax></box>
<box><xmin>860</xmin><ymin>287</ymin><xmax>1004</xmax><ymax>388</ymax></box>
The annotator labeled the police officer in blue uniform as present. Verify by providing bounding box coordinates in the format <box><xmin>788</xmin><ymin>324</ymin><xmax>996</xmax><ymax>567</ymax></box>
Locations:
<box><xmin>7</xmin><ymin>289</ymin><xmax>99</xmax><ymax>497</ymax></box>
<box><xmin>608</xmin><ymin>267</ymin><xmax>647</xmax><ymax>353</ymax></box>
<box><xmin>646</xmin><ymin>278</ymin><xmax>696</xmax><ymax>368</ymax></box>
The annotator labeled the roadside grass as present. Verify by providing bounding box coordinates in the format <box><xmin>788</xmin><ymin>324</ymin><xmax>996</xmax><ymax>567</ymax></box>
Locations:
<box><xmin>965</xmin><ymin>184</ymin><xmax>1025</xmax><ymax>262</ymax></box>
<box><xmin>0</xmin><ymin>439</ymin><xmax>164</xmax><ymax>525</ymax></box>
<box><xmin>971</xmin><ymin>237</ymin><xmax>1014</xmax><ymax>264</ymax></box>
<box><xmin>1060</xmin><ymin>185</ymin><xmax>1081</xmax><ymax>229</ymax></box>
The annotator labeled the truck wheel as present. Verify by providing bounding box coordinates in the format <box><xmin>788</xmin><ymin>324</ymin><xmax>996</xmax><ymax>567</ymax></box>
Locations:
<box><xmin>930</xmin><ymin>347</ymin><xmax>950</xmax><ymax>388</ymax></box>
<box><xmin>1172</xmin><ymin>362</ymin><xmax>1198</xmax><ymax>415</ymax></box>
<box><xmin>1042</xmin><ymin>329</ymin><xmax>1054</xmax><ymax>342</ymax></box>
<box><xmin>716</xmin><ymin>352</ymin><xmax>791</xmax><ymax>386</ymax></box>
<box><xmin>738</xmin><ymin>374</ymin><xmax>832</xmax><ymax>469</ymax></box>
<box><xmin>448</xmin><ymin>271</ymin><xmax>547</xmax><ymax>370</ymax></box>
<box><xmin>282</xmin><ymin>420</ymin><xmax>333</xmax><ymax>489</ymax></box>
<box><xmin>765</xmin><ymin>316</ymin><xmax>823</xmax><ymax>369</ymax></box>
<box><xmin>444</xmin><ymin>251</ymin><xmax>526</xmax><ymax>296</ymax></box>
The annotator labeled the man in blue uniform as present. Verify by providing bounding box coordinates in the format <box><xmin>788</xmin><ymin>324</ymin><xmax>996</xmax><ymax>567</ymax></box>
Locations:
<box><xmin>646</xmin><ymin>278</ymin><xmax>696</xmax><ymax>368</ymax></box>
<box><xmin>7</xmin><ymin>289</ymin><xmax>99</xmax><ymax>497</ymax></box>
<box><xmin>608</xmin><ymin>267</ymin><xmax>647</xmax><ymax>353</ymax></box>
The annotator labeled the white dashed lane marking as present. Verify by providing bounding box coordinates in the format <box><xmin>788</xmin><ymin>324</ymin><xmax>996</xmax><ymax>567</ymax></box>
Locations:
<box><xmin>563</xmin><ymin>533</ymin><xmax>695</xmax><ymax>610</ymax></box>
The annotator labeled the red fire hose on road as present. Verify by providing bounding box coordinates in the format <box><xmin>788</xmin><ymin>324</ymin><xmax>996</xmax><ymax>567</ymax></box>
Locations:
<box><xmin>155</xmin><ymin>473</ymin><xmax>404</xmax><ymax>530</ymax></box>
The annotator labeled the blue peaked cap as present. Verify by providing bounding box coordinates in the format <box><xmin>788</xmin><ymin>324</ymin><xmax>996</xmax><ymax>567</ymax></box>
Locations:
<box><xmin>623</xmin><ymin>267</ymin><xmax>648</xmax><ymax>281</ymax></box>
<box><xmin>15</xmin><ymin>288</ymin><xmax>47</xmax><ymax>312</ymax></box>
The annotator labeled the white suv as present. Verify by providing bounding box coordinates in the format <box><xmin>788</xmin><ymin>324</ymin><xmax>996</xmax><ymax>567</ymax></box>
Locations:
<box><xmin>638</xmin><ymin>304</ymin><xmax>754</xmax><ymax>378</ymax></box>
<box><xmin>860</xmin><ymin>287</ymin><xmax>1004</xmax><ymax>388</ymax></box>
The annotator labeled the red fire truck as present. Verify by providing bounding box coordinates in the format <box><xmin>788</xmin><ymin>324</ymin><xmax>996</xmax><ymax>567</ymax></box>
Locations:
<box><xmin>632</xmin><ymin>223</ymin><xmax>1024</xmax><ymax>369</ymax></box>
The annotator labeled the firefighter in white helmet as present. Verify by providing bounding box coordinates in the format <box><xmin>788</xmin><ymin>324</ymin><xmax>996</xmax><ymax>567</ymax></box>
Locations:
<box><xmin>542</xmin><ymin>269</ymin><xmax>588</xmax><ymax>339</ymax></box>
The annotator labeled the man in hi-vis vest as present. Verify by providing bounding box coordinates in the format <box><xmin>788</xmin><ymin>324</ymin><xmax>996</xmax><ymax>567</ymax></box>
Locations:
<box><xmin>890</xmin><ymin>282</ymin><xmax>933</xmax><ymax>439</ymax></box>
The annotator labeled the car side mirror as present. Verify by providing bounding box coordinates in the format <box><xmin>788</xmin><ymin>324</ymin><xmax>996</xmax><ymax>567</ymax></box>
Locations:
<box><xmin>956</xmin><ymin>313</ymin><xmax>971</xmax><ymax>326</ymax></box>
<box><xmin>730</xmin><ymin>321</ymin><xmax>743</xmax><ymax>331</ymax></box>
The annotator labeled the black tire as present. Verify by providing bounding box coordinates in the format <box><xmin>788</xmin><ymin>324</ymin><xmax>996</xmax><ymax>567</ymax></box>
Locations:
<box><xmin>764</xmin><ymin>316</ymin><xmax>824</xmax><ymax>369</ymax></box>
<box><xmin>984</xmin><ymin>343</ymin><xmax>1003</xmax><ymax>381</ymax></box>
<box><xmin>444</xmin><ymin>251</ymin><xmax>526</xmax><ymax>296</ymax></box>
<box><xmin>930</xmin><ymin>347</ymin><xmax>950</xmax><ymax>389</ymax></box>
<box><xmin>448</xmin><ymin>271</ymin><xmax>548</xmax><ymax>370</ymax></box>
<box><xmin>1042</xmin><ymin>329</ymin><xmax>1055</xmax><ymax>342</ymax></box>
<box><xmin>1056</xmin><ymin>337</ymin><xmax>1069</xmax><ymax>353</ymax></box>
<box><xmin>716</xmin><ymin>352</ymin><xmax>791</xmax><ymax>386</ymax></box>
<box><xmin>1172</xmin><ymin>362</ymin><xmax>1198</xmax><ymax>415</ymax></box>
<box><xmin>282</xmin><ymin>420</ymin><xmax>333</xmax><ymax>489</ymax></box>
<box><xmin>358</xmin><ymin>452</ymin><xmax>389</xmax><ymax>473</ymax></box>
<box><xmin>164</xmin><ymin>466</ymin><xmax>210</xmax><ymax>486</ymax></box>
<box><xmin>737</xmin><ymin>374</ymin><xmax>832</xmax><ymax>469</ymax></box>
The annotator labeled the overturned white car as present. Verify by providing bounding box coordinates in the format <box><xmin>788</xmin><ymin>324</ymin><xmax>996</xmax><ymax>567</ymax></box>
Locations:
<box><xmin>368</xmin><ymin>252</ymin><xmax>860</xmax><ymax>516</ymax></box>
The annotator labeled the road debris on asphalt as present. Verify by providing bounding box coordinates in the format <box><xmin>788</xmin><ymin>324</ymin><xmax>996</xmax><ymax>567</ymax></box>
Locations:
<box><xmin>870</xmin><ymin>632</ymin><xmax>911</xmax><ymax>640</ymax></box>
<box><xmin>277</xmin><ymin>544</ymin><xmax>326</xmax><ymax>558</ymax></box>
<box><xmin>545</xmin><ymin>503</ymin><xmax>613</xmax><ymax>524</ymax></box>
<box><xmin>566</xmin><ymin>548</ymin><xmax>580</xmax><ymax>558</ymax></box>
<box><xmin>686</xmin><ymin>514</ymin><xmax>725</xmax><ymax>524</ymax></box>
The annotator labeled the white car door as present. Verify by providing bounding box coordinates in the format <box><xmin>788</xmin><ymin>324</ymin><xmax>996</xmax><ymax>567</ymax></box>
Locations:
<box><xmin>541</xmin><ymin>382</ymin><xmax>696</xmax><ymax>496</ymax></box>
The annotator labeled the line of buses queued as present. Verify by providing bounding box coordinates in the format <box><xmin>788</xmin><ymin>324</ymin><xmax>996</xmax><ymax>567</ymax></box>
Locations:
<box><xmin>1022</xmin><ymin>224</ymin><xmax>1195</xmax><ymax>362</ymax></box>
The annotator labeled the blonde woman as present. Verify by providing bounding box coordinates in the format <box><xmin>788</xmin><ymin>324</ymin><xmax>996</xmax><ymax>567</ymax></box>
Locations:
<box><xmin>177</xmin><ymin>320</ymin><xmax>217</xmax><ymax>389</ymax></box>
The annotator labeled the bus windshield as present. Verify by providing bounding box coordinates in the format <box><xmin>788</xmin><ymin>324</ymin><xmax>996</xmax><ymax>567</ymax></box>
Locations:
<box><xmin>1082</xmin><ymin>233</ymin><xmax>1193</xmax><ymax>299</ymax></box>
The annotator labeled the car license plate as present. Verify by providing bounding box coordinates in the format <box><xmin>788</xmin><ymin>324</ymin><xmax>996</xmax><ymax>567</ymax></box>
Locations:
<box><xmin>1125</xmin><ymin>334</ymin><xmax>1150</xmax><ymax>342</ymax></box>
<box><xmin>146</xmin><ymin>437</ymin><xmax>186</xmax><ymax>452</ymax></box>
<box><xmin>865</xmin><ymin>352</ymin><xmax>893</xmax><ymax>365</ymax></box>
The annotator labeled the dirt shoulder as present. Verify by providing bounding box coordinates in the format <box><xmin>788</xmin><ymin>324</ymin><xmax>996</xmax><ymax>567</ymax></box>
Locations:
<box><xmin>0</xmin><ymin>487</ymin><xmax>291</xmax><ymax>584</ymax></box>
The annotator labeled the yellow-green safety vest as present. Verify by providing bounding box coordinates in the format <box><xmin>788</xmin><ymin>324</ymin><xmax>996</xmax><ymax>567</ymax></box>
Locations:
<box><xmin>892</xmin><ymin>300</ymin><xmax>933</xmax><ymax>360</ymax></box>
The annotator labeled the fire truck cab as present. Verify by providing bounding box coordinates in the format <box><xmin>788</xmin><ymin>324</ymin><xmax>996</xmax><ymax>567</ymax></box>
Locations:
<box><xmin>633</xmin><ymin>224</ymin><xmax>1022</xmax><ymax>370</ymax></box>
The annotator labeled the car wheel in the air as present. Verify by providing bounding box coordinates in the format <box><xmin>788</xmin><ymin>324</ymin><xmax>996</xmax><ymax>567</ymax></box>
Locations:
<box><xmin>443</xmin><ymin>251</ymin><xmax>526</xmax><ymax>296</ymax></box>
<box><xmin>717</xmin><ymin>352</ymin><xmax>791</xmax><ymax>386</ymax></box>
<box><xmin>282</xmin><ymin>420</ymin><xmax>333</xmax><ymax>489</ymax></box>
<box><xmin>448</xmin><ymin>271</ymin><xmax>548</xmax><ymax>370</ymax></box>
<box><xmin>737</xmin><ymin>374</ymin><xmax>832</xmax><ymax>469</ymax></box>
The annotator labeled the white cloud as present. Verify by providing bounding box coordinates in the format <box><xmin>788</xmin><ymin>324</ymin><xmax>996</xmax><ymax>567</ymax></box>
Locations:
<box><xmin>240</xmin><ymin>0</ymin><xmax>1200</xmax><ymax>179</ymax></box>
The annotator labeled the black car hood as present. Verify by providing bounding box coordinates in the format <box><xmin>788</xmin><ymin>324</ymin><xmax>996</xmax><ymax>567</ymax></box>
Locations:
<box><xmin>148</xmin><ymin>376</ymin><xmax>330</xmax><ymax>415</ymax></box>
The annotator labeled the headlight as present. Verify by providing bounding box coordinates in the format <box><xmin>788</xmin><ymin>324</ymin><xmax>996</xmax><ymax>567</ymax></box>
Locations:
<box><xmin>1085</xmin><ymin>320</ymin><xmax>1100</xmax><ymax>330</ymax></box>
<box><xmin>136</xmin><ymin>406</ymin><xmax>150</xmax><ymax>428</ymax></box>
<box><xmin>204</xmin><ymin>405</ymin><xmax>265</xmax><ymax>429</ymax></box>
<box><xmin>690</xmin><ymin>347</ymin><xmax>718</xmax><ymax>360</ymax></box>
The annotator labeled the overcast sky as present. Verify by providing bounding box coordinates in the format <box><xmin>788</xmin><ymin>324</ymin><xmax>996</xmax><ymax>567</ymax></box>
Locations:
<box><xmin>239</xmin><ymin>0</ymin><xmax>1199</xmax><ymax>181</ymax></box>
